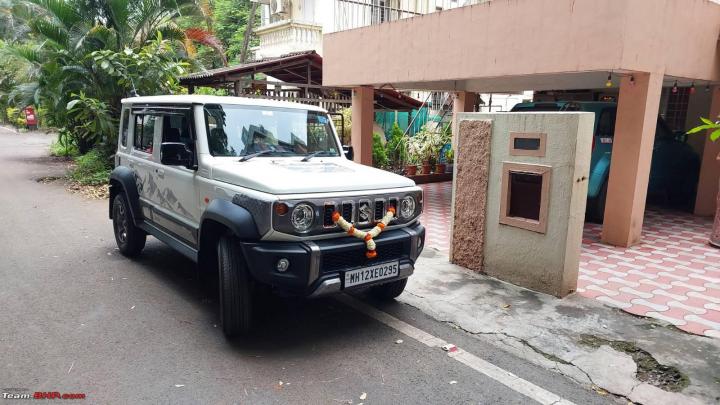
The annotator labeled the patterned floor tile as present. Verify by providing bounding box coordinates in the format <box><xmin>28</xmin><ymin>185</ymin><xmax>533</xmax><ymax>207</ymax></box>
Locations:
<box><xmin>419</xmin><ymin>181</ymin><xmax>720</xmax><ymax>337</ymax></box>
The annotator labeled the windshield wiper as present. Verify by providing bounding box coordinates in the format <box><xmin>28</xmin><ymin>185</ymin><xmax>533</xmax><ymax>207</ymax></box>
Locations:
<box><xmin>301</xmin><ymin>151</ymin><xmax>334</xmax><ymax>162</ymax></box>
<box><xmin>239</xmin><ymin>150</ymin><xmax>277</xmax><ymax>162</ymax></box>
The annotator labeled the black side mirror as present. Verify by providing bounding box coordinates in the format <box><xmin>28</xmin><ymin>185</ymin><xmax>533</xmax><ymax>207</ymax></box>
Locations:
<box><xmin>343</xmin><ymin>145</ymin><xmax>354</xmax><ymax>161</ymax></box>
<box><xmin>161</xmin><ymin>142</ymin><xmax>194</xmax><ymax>168</ymax></box>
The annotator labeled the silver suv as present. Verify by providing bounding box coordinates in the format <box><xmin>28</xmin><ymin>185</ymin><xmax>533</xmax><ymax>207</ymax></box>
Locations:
<box><xmin>109</xmin><ymin>95</ymin><xmax>425</xmax><ymax>337</ymax></box>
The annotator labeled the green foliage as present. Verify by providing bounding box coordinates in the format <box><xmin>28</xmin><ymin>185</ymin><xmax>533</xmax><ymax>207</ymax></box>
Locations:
<box><xmin>338</xmin><ymin>107</ymin><xmax>352</xmax><ymax>145</ymax></box>
<box><xmin>5</xmin><ymin>106</ymin><xmax>25</xmax><ymax>128</ymax></box>
<box><xmin>90</xmin><ymin>35</ymin><xmax>189</xmax><ymax>96</ymax></box>
<box><xmin>385</xmin><ymin>122</ymin><xmax>408</xmax><ymax>167</ymax></box>
<box><xmin>69</xmin><ymin>149</ymin><xmax>111</xmax><ymax>185</ymax></box>
<box><xmin>1</xmin><ymin>0</ymin><xmax>225</xmax><ymax>156</ymax></box>
<box><xmin>372</xmin><ymin>132</ymin><xmax>389</xmax><ymax>168</ymax></box>
<box><xmin>213</xmin><ymin>0</ymin><xmax>259</xmax><ymax>62</ymax></box>
<box><xmin>445</xmin><ymin>148</ymin><xmax>454</xmax><ymax>163</ymax></box>
<box><xmin>49</xmin><ymin>129</ymin><xmax>78</xmax><ymax>157</ymax></box>
<box><xmin>66</xmin><ymin>92</ymin><xmax>115</xmax><ymax>152</ymax></box>
<box><xmin>404</xmin><ymin>123</ymin><xmax>452</xmax><ymax>166</ymax></box>
<box><xmin>687</xmin><ymin>117</ymin><xmax>720</xmax><ymax>142</ymax></box>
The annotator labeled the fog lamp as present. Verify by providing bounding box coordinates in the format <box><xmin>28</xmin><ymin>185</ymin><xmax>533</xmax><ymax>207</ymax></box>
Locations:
<box><xmin>276</xmin><ymin>258</ymin><xmax>290</xmax><ymax>272</ymax></box>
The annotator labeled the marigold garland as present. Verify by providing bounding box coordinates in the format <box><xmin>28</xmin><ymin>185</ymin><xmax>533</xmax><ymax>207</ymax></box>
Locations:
<box><xmin>332</xmin><ymin>207</ymin><xmax>396</xmax><ymax>259</ymax></box>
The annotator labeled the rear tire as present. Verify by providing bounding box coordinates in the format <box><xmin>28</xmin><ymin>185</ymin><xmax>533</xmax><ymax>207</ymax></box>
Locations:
<box><xmin>587</xmin><ymin>181</ymin><xmax>608</xmax><ymax>224</ymax></box>
<box><xmin>370</xmin><ymin>278</ymin><xmax>408</xmax><ymax>300</ymax></box>
<box><xmin>112</xmin><ymin>194</ymin><xmax>146</xmax><ymax>257</ymax></box>
<box><xmin>217</xmin><ymin>235</ymin><xmax>253</xmax><ymax>337</ymax></box>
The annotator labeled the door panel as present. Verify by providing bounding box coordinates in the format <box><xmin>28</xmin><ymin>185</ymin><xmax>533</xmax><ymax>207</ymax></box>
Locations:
<box><xmin>145</xmin><ymin>113</ymin><xmax>200</xmax><ymax>245</ymax></box>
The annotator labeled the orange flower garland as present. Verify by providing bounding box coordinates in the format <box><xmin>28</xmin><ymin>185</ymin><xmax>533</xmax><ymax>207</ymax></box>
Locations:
<box><xmin>332</xmin><ymin>207</ymin><xmax>396</xmax><ymax>258</ymax></box>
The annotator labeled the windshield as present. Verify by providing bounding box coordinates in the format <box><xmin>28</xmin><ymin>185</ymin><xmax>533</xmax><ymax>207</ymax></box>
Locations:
<box><xmin>204</xmin><ymin>104</ymin><xmax>340</xmax><ymax>158</ymax></box>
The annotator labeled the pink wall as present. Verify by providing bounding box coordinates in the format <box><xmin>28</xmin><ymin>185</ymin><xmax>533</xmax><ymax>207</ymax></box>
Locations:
<box><xmin>323</xmin><ymin>0</ymin><xmax>720</xmax><ymax>90</ymax></box>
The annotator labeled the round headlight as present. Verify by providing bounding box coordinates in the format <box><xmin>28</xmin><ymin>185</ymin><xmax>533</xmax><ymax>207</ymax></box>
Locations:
<box><xmin>291</xmin><ymin>203</ymin><xmax>315</xmax><ymax>232</ymax></box>
<box><xmin>400</xmin><ymin>196</ymin><xmax>416</xmax><ymax>219</ymax></box>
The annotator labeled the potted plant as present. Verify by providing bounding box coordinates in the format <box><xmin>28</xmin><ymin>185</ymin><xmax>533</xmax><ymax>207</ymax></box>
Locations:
<box><xmin>435</xmin><ymin>159</ymin><xmax>446</xmax><ymax>174</ymax></box>
<box><xmin>444</xmin><ymin>148</ymin><xmax>454</xmax><ymax>173</ymax></box>
<box><xmin>410</xmin><ymin>125</ymin><xmax>433</xmax><ymax>175</ymax></box>
<box><xmin>688</xmin><ymin>116</ymin><xmax>720</xmax><ymax>247</ymax></box>
<box><xmin>405</xmin><ymin>154</ymin><xmax>418</xmax><ymax>176</ymax></box>
<box><xmin>406</xmin><ymin>133</ymin><xmax>424</xmax><ymax>176</ymax></box>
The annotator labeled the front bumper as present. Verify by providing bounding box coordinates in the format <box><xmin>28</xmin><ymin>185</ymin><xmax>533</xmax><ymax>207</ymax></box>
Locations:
<box><xmin>239</xmin><ymin>222</ymin><xmax>425</xmax><ymax>297</ymax></box>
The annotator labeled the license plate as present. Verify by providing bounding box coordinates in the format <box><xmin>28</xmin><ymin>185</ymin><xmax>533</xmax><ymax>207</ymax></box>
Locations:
<box><xmin>344</xmin><ymin>261</ymin><xmax>399</xmax><ymax>288</ymax></box>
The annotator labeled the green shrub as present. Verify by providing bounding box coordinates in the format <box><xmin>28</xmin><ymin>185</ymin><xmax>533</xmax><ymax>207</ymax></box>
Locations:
<box><xmin>49</xmin><ymin>129</ymin><xmax>79</xmax><ymax>157</ymax></box>
<box><xmin>5</xmin><ymin>107</ymin><xmax>26</xmax><ymax>128</ymax></box>
<box><xmin>69</xmin><ymin>149</ymin><xmax>111</xmax><ymax>185</ymax></box>
<box><xmin>385</xmin><ymin>123</ymin><xmax>408</xmax><ymax>167</ymax></box>
<box><xmin>372</xmin><ymin>132</ymin><xmax>389</xmax><ymax>168</ymax></box>
<box><xmin>50</xmin><ymin>139</ymin><xmax>79</xmax><ymax>157</ymax></box>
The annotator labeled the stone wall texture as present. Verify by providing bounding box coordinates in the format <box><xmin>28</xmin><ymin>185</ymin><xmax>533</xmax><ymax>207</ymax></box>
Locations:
<box><xmin>450</xmin><ymin>120</ymin><xmax>492</xmax><ymax>271</ymax></box>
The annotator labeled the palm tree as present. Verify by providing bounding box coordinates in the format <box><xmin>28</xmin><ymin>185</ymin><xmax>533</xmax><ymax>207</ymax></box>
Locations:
<box><xmin>2</xmin><ymin>0</ymin><xmax>223</xmax><ymax>123</ymax></box>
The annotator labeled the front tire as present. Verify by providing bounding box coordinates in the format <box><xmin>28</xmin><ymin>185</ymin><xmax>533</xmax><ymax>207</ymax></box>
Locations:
<box><xmin>370</xmin><ymin>278</ymin><xmax>408</xmax><ymax>300</ymax></box>
<box><xmin>217</xmin><ymin>235</ymin><xmax>253</xmax><ymax>337</ymax></box>
<box><xmin>112</xmin><ymin>194</ymin><xmax>146</xmax><ymax>257</ymax></box>
<box><xmin>586</xmin><ymin>181</ymin><xmax>608</xmax><ymax>224</ymax></box>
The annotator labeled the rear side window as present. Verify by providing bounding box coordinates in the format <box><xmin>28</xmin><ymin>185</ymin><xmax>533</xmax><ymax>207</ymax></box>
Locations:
<box><xmin>120</xmin><ymin>109</ymin><xmax>129</xmax><ymax>147</ymax></box>
<box><xmin>134</xmin><ymin>115</ymin><xmax>157</xmax><ymax>154</ymax></box>
<box><xmin>162</xmin><ymin>114</ymin><xmax>193</xmax><ymax>145</ymax></box>
<box><xmin>596</xmin><ymin>108</ymin><xmax>616</xmax><ymax>138</ymax></box>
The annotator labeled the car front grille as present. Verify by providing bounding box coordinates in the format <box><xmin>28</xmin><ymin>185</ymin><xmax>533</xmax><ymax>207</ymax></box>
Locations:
<box><xmin>321</xmin><ymin>242</ymin><xmax>405</xmax><ymax>273</ymax></box>
<box><xmin>323</xmin><ymin>204</ymin><xmax>336</xmax><ymax>227</ymax></box>
<box><xmin>374</xmin><ymin>200</ymin><xmax>385</xmax><ymax>221</ymax></box>
<box><xmin>341</xmin><ymin>202</ymin><xmax>353</xmax><ymax>222</ymax></box>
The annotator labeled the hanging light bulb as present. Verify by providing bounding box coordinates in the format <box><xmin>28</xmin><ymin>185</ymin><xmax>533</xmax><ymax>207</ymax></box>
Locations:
<box><xmin>689</xmin><ymin>82</ymin><xmax>696</xmax><ymax>95</ymax></box>
<box><xmin>672</xmin><ymin>81</ymin><xmax>678</xmax><ymax>93</ymax></box>
<box><xmin>706</xmin><ymin>84</ymin><xmax>712</xmax><ymax>92</ymax></box>
<box><xmin>605</xmin><ymin>73</ymin><xmax>613</xmax><ymax>88</ymax></box>
<box><xmin>629</xmin><ymin>75</ymin><xmax>635</xmax><ymax>86</ymax></box>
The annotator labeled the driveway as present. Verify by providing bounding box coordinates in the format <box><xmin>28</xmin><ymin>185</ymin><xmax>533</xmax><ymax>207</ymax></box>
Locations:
<box><xmin>0</xmin><ymin>127</ymin><xmax>613</xmax><ymax>404</ymax></box>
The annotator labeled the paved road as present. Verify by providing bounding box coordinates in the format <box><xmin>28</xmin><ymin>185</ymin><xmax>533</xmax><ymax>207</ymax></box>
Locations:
<box><xmin>0</xmin><ymin>127</ymin><xmax>616</xmax><ymax>404</ymax></box>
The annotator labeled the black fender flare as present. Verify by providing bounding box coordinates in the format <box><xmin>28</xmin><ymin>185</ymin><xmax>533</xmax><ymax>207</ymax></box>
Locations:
<box><xmin>199</xmin><ymin>199</ymin><xmax>260</xmax><ymax>241</ymax></box>
<box><xmin>108</xmin><ymin>166</ymin><xmax>142</xmax><ymax>225</ymax></box>
<box><xmin>197</xmin><ymin>199</ymin><xmax>261</xmax><ymax>270</ymax></box>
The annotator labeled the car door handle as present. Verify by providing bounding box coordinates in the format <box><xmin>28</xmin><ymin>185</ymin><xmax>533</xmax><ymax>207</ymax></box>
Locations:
<box><xmin>156</xmin><ymin>168</ymin><xmax>165</xmax><ymax>178</ymax></box>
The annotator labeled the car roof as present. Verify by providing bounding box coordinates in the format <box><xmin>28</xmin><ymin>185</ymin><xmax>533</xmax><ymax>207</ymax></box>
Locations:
<box><xmin>513</xmin><ymin>101</ymin><xmax>616</xmax><ymax>109</ymax></box>
<box><xmin>120</xmin><ymin>94</ymin><xmax>327</xmax><ymax>112</ymax></box>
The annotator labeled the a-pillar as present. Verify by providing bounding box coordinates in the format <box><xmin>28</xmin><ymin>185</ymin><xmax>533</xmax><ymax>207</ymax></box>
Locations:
<box><xmin>602</xmin><ymin>72</ymin><xmax>664</xmax><ymax>247</ymax></box>
<box><xmin>351</xmin><ymin>86</ymin><xmax>374</xmax><ymax>165</ymax></box>
<box><xmin>452</xmin><ymin>91</ymin><xmax>476</xmax><ymax>146</ymax></box>
<box><xmin>694</xmin><ymin>86</ymin><xmax>720</xmax><ymax>216</ymax></box>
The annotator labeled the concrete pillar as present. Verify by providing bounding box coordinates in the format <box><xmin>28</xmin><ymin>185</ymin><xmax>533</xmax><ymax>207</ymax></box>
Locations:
<box><xmin>694</xmin><ymin>86</ymin><xmax>720</xmax><ymax>216</ymax></box>
<box><xmin>452</xmin><ymin>91</ymin><xmax>476</xmax><ymax>146</ymax></box>
<box><xmin>351</xmin><ymin>86</ymin><xmax>374</xmax><ymax>165</ymax></box>
<box><xmin>602</xmin><ymin>72</ymin><xmax>664</xmax><ymax>247</ymax></box>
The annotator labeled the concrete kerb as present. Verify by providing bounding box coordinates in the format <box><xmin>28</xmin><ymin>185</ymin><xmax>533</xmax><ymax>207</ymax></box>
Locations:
<box><xmin>403</xmin><ymin>248</ymin><xmax>719</xmax><ymax>405</ymax></box>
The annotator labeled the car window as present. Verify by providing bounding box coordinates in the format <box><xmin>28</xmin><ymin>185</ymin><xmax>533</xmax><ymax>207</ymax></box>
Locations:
<box><xmin>134</xmin><ymin>115</ymin><xmax>157</xmax><ymax>154</ymax></box>
<box><xmin>120</xmin><ymin>109</ymin><xmax>129</xmax><ymax>147</ymax></box>
<box><xmin>596</xmin><ymin>108</ymin><xmax>616</xmax><ymax>137</ymax></box>
<box><xmin>204</xmin><ymin>104</ymin><xmax>339</xmax><ymax>158</ymax></box>
<box><xmin>162</xmin><ymin>113</ymin><xmax>193</xmax><ymax>145</ymax></box>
